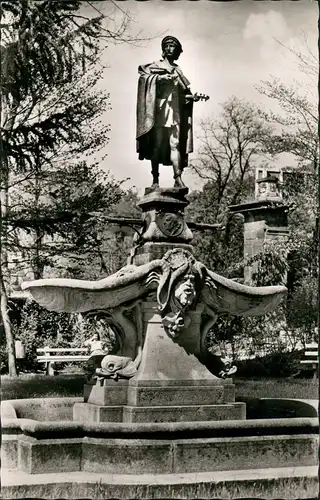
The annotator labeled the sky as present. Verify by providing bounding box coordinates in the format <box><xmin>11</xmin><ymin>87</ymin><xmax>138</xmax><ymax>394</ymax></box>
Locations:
<box><xmin>81</xmin><ymin>0</ymin><xmax>317</xmax><ymax>193</ymax></box>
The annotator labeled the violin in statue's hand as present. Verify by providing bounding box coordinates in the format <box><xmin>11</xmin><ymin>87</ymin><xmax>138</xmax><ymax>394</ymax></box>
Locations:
<box><xmin>185</xmin><ymin>92</ymin><xmax>210</xmax><ymax>103</ymax></box>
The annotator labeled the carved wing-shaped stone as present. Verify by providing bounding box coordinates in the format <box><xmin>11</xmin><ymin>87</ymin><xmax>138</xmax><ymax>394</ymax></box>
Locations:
<box><xmin>202</xmin><ymin>269</ymin><xmax>287</xmax><ymax>317</ymax></box>
<box><xmin>21</xmin><ymin>261</ymin><xmax>162</xmax><ymax>313</ymax></box>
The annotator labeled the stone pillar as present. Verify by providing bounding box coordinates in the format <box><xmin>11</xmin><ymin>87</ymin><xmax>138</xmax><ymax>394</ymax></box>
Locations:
<box><xmin>229</xmin><ymin>175</ymin><xmax>289</xmax><ymax>284</ymax></box>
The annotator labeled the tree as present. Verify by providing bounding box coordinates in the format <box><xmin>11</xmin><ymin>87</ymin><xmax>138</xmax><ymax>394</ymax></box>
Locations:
<box><xmin>189</xmin><ymin>97</ymin><xmax>272</xmax><ymax>217</ymax></box>
<box><xmin>1</xmin><ymin>0</ymin><xmax>110</xmax><ymax>376</ymax></box>
<box><xmin>258</xmin><ymin>78</ymin><xmax>318</xmax><ymax>171</ymax></box>
<box><xmin>106</xmin><ymin>189</ymin><xmax>142</xmax><ymax>270</ymax></box>
<box><xmin>7</xmin><ymin>162</ymin><xmax>126</xmax><ymax>283</ymax></box>
<box><xmin>0</xmin><ymin>0</ymin><xmax>150</xmax><ymax>375</ymax></box>
<box><xmin>186</xmin><ymin>97</ymin><xmax>272</xmax><ymax>274</ymax></box>
<box><xmin>186</xmin><ymin>188</ymin><xmax>244</xmax><ymax>276</ymax></box>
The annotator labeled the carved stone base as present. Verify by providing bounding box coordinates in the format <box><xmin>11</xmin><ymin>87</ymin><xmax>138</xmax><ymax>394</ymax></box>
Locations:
<box><xmin>133</xmin><ymin>301</ymin><xmax>219</xmax><ymax>384</ymax></box>
<box><xmin>127</xmin><ymin>384</ymin><xmax>233</xmax><ymax>406</ymax></box>
<box><xmin>122</xmin><ymin>403</ymin><xmax>245</xmax><ymax>423</ymax></box>
<box><xmin>136</xmin><ymin>188</ymin><xmax>193</xmax><ymax>249</ymax></box>
<box><xmin>74</xmin><ymin>401</ymin><xmax>245</xmax><ymax>424</ymax></box>
<box><xmin>124</xmin><ymin>301</ymin><xmax>243</xmax><ymax>421</ymax></box>
<box><xmin>77</xmin><ymin>301</ymin><xmax>244</xmax><ymax>423</ymax></box>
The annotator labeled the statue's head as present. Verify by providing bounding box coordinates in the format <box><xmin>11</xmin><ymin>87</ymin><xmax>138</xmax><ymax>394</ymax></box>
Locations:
<box><xmin>161</xmin><ymin>36</ymin><xmax>183</xmax><ymax>60</ymax></box>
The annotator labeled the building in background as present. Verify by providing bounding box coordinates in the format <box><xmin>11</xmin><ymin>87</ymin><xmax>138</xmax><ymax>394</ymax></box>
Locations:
<box><xmin>229</xmin><ymin>166</ymin><xmax>289</xmax><ymax>284</ymax></box>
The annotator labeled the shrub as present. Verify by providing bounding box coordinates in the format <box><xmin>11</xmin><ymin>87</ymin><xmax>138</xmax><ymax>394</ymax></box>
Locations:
<box><xmin>2</xmin><ymin>301</ymin><xmax>121</xmax><ymax>374</ymax></box>
<box><xmin>235</xmin><ymin>349</ymin><xmax>304</xmax><ymax>378</ymax></box>
<box><xmin>11</xmin><ymin>300</ymin><xmax>77</xmax><ymax>372</ymax></box>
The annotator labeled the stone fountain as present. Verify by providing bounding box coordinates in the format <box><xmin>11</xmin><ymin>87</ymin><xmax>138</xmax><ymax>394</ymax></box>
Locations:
<box><xmin>22</xmin><ymin>187</ymin><xmax>286</xmax><ymax>426</ymax></box>
<box><xmin>2</xmin><ymin>36</ymin><xmax>318</xmax><ymax>498</ymax></box>
<box><xmin>2</xmin><ymin>186</ymin><xmax>318</xmax><ymax>499</ymax></box>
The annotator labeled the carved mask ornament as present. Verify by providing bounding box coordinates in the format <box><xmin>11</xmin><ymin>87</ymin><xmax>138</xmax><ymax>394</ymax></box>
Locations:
<box><xmin>155</xmin><ymin>249</ymin><xmax>206</xmax><ymax>338</ymax></box>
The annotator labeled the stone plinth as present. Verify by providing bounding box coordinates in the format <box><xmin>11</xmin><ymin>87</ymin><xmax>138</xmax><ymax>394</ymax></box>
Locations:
<box><xmin>134</xmin><ymin>187</ymin><xmax>194</xmax><ymax>265</ymax></box>
<box><xmin>74</xmin><ymin>300</ymin><xmax>243</xmax><ymax>423</ymax></box>
<box><xmin>122</xmin><ymin>403</ymin><xmax>245</xmax><ymax>423</ymax></box>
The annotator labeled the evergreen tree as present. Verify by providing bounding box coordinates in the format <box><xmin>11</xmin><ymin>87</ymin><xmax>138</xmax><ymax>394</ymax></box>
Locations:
<box><xmin>0</xmin><ymin>0</ymin><xmax>148</xmax><ymax>375</ymax></box>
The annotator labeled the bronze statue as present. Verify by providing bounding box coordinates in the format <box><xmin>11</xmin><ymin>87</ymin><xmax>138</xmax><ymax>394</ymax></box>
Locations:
<box><xmin>136</xmin><ymin>36</ymin><xmax>209</xmax><ymax>189</ymax></box>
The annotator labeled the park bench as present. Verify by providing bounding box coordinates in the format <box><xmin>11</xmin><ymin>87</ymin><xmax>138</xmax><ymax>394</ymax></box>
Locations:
<box><xmin>300</xmin><ymin>342</ymin><xmax>318</xmax><ymax>380</ymax></box>
<box><xmin>36</xmin><ymin>348</ymin><xmax>90</xmax><ymax>375</ymax></box>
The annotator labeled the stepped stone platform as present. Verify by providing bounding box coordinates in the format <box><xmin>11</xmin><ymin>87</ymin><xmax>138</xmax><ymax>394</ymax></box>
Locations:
<box><xmin>2</xmin><ymin>416</ymin><xmax>318</xmax><ymax>475</ymax></box>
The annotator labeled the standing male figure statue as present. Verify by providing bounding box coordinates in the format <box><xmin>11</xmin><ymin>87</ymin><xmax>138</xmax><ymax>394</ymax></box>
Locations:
<box><xmin>136</xmin><ymin>36</ymin><xmax>208</xmax><ymax>189</ymax></box>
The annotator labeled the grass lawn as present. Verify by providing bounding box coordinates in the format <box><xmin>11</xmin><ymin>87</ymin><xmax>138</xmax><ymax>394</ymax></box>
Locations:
<box><xmin>1</xmin><ymin>373</ymin><xmax>86</xmax><ymax>400</ymax></box>
<box><xmin>1</xmin><ymin>374</ymin><xmax>318</xmax><ymax>401</ymax></box>
<box><xmin>14</xmin><ymin>475</ymin><xmax>316</xmax><ymax>500</ymax></box>
<box><xmin>234</xmin><ymin>377</ymin><xmax>318</xmax><ymax>400</ymax></box>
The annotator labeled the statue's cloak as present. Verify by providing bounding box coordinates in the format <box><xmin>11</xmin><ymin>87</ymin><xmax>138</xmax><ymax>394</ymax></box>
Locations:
<box><xmin>136</xmin><ymin>59</ymin><xmax>193</xmax><ymax>167</ymax></box>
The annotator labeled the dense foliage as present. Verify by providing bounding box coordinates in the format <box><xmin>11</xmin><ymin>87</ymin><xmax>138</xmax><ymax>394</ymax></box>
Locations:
<box><xmin>186</xmin><ymin>79</ymin><xmax>318</xmax><ymax>362</ymax></box>
<box><xmin>0</xmin><ymin>0</ymin><xmax>148</xmax><ymax>375</ymax></box>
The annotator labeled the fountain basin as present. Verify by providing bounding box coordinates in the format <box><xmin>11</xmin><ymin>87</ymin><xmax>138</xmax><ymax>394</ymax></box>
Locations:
<box><xmin>2</xmin><ymin>398</ymin><xmax>318</xmax><ymax>476</ymax></box>
<box><xmin>1</xmin><ymin>397</ymin><xmax>83</xmax><ymax>421</ymax></box>
<box><xmin>2</xmin><ymin>396</ymin><xmax>318</xmax><ymax>422</ymax></box>
<box><xmin>241</xmin><ymin>398</ymin><xmax>319</xmax><ymax>419</ymax></box>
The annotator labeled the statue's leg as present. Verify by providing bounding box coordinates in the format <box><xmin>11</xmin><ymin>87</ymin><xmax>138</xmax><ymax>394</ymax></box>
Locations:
<box><xmin>150</xmin><ymin>127</ymin><xmax>162</xmax><ymax>188</ymax></box>
<box><xmin>170</xmin><ymin>126</ymin><xmax>186</xmax><ymax>188</ymax></box>
<box><xmin>151</xmin><ymin>160</ymin><xmax>159</xmax><ymax>188</ymax></box>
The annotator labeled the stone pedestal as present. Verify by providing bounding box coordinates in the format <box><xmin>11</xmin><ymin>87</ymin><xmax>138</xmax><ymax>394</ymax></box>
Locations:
<box><xmin>72</xmin><ymin>186</ymin><xmax>247</xmax><ymax>424</ymax></box>
<box><xmin>133</xmin><ymin>187</ymin><xmax>194</xmax><ymax>265</ymax></box>
<box><xmin>74</xmin><ymin>300</ymin><xmax>245</xmax><ymax>423</ymax></box>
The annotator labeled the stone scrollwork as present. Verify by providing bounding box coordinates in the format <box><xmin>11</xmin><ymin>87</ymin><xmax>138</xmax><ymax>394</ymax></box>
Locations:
<box><xmin>22</xmin><ymin>247</ymin><xmax>287</xmax><ymax>368</ymax></box>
